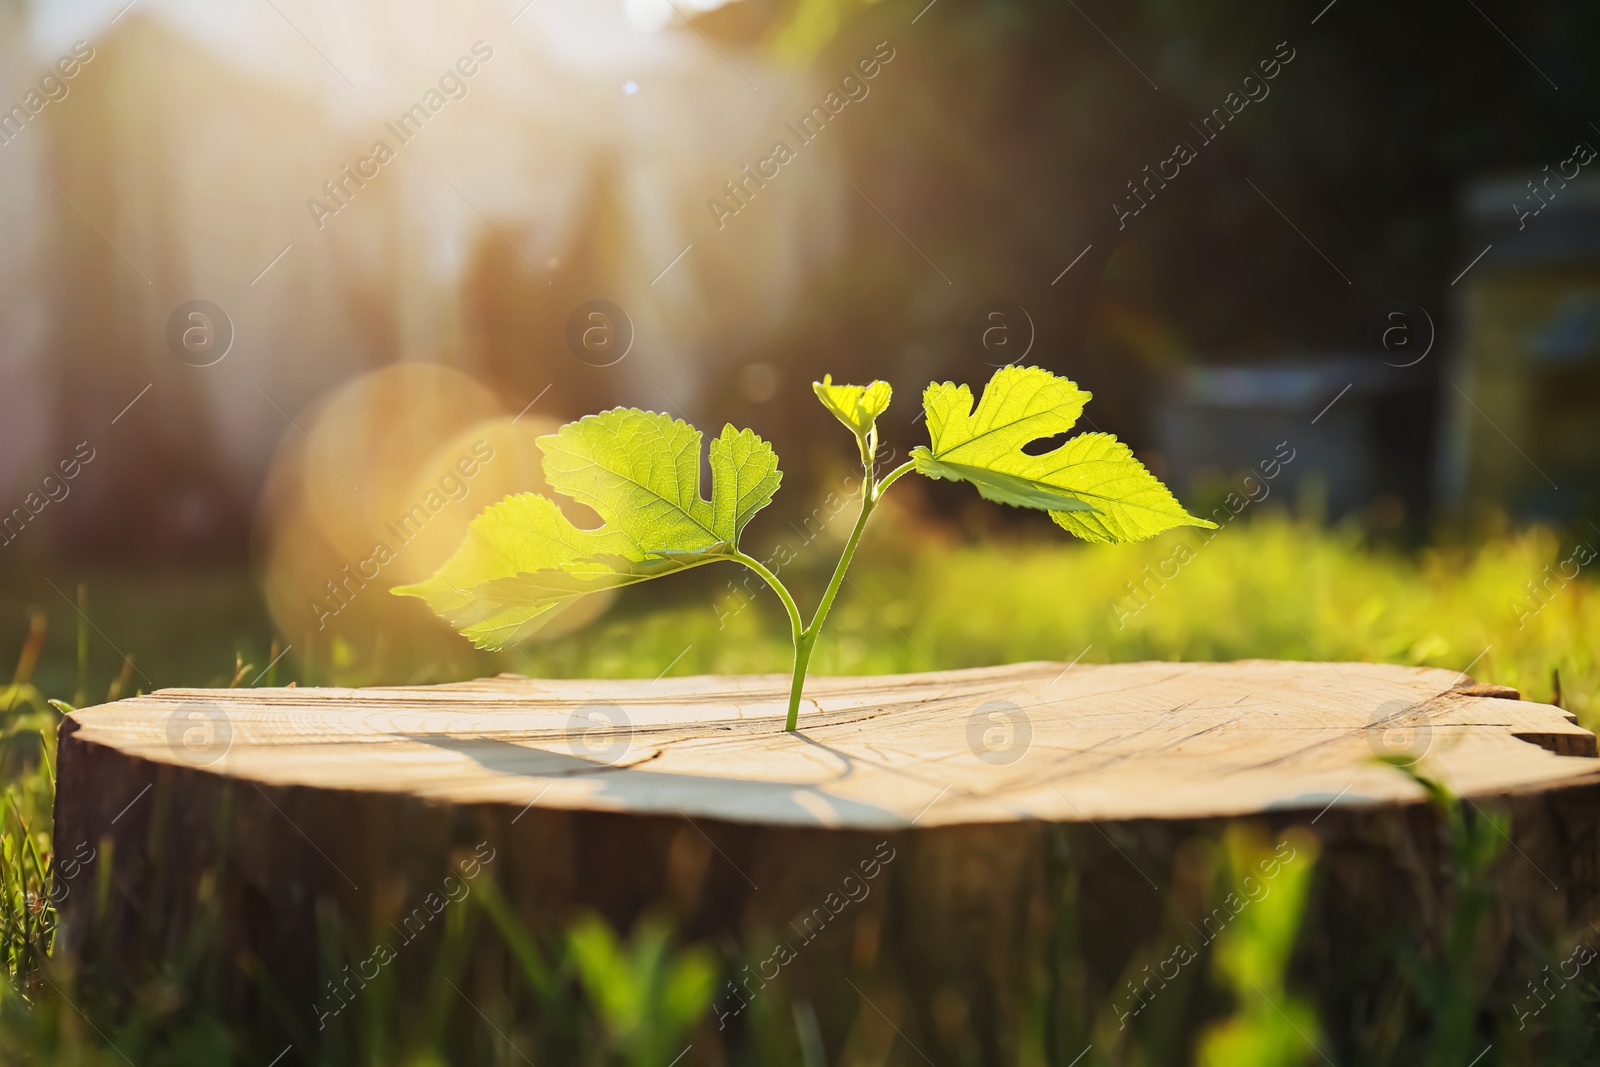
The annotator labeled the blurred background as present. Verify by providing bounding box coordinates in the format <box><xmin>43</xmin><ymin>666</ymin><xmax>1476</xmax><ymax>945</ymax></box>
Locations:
<box><xmin>0</xmin><ymin>0</ymin><xmax>1596</xmax><ymax>701</ymax></box>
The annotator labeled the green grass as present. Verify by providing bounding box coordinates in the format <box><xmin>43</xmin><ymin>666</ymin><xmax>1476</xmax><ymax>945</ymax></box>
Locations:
<box><xmin>520</xmin><ymin>513</ymin><xmax>1593</xmax><ymax>729</ymax></box>
<box><xmin>0</xmin><ymin>514</ymin><xmax>1596</xmax><ymax>1064</ymax></box>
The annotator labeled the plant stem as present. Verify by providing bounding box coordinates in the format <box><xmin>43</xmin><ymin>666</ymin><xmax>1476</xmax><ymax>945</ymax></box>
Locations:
<box><xmin>784</xmin><ymin>630</ymin><xmax>819</xmax><ymax>733</ymax></box>
<box><xmin>782</xmin><ymin>455</ymin><xmax>892</xmax><ymax>730</ymax></box>
<box><xmin>730</xmin><ymin>551</ymin><xmax>803</xmax><ymax>643</ymax></box>
<box><xmin>735</xmin><ymin>456</ymin><xmax>917</xmax><ymax>731</ymax></box>
<box><xmin>875</xmin><ymin>459</ymin><xmax>916</xmax><ymax>496</ymax></box>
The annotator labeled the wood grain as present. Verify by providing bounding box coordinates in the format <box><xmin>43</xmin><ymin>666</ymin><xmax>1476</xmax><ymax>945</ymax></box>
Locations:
<box><xmin>61</xmin><ymin>660</ymin><xmax>1598</xmax><ymax>828</ymax></box>
<box><xmin>50</xmin><ymin>661</ymin><xmax>1600</xmax><ymax>1063</ymax></box>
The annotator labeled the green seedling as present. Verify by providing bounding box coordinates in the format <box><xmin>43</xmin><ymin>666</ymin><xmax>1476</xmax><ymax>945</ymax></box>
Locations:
<box><xmin>396</xmin><ymin>365</ymin><xmax>1214</xmax><ymax>730</ymax></box>
<box><xmin>566</xmin><ymin>912</ymin><xmax>718</xmax><ymax>1067</ymax></box>
<box><xmin>1196</xmin><ymin>826</ymin><xmax>1324</xmax><ymax>1067</ymax></box>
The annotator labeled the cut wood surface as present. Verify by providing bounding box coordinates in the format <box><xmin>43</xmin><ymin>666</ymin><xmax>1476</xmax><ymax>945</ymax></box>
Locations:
<box><xmin>51</xmin><ymin>660</ymin><xmax>1600</xmax><ymax>1063</ymax></box>
<box><xmin>60</xmin><ymin>659</ymin><xmax>1598</xmax><ymax>827</ymax></box>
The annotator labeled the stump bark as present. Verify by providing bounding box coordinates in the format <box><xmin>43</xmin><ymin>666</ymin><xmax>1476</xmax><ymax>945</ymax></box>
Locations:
<box><xmin>53</xmin><ymin>660</ymin><xmax>1600</xmax><ymax>1063</ymax></box>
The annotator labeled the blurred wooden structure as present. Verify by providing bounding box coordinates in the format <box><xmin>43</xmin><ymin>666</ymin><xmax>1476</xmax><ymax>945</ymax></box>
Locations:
<box><xmin>1442</xmin><ymin>174</ymin><xmax>1600</xmax><ymax>521</ymax></box>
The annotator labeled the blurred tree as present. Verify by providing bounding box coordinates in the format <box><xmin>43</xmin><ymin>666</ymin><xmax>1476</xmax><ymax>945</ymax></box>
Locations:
<box><xmin>697</xmin><ymin>0</ymin><xmax>1596</xmax><ymax>516</ymax></box>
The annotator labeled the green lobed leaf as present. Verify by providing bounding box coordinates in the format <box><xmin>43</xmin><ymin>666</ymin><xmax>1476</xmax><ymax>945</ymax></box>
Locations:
<box><xmin>1042</xmin><ymin>432</ymin><xmax>1219</xmax><ymax>543</ymax></box>
<box><xmin>912</xmin><ymin>456</ymin><xmax>1099</xmax><ymax>513</ymax></box>
<box><xmin>814</xmin><ymin>376</ymin><xmax>891</xmax><ymax>464</ymax></box>
<box><xmin>912</xmin><ymin>365</ymin><xmax>1216</xmax><ymax>543</ymax></box>
<box><xmin>394</xmin><ymin>409</ymin><xmax>780</xmax><ymax>649</ymax></box>
<box><xmin>813</xmin><ymin>376</ymin><xmax>892</xmax><ymax>439</ymax></box>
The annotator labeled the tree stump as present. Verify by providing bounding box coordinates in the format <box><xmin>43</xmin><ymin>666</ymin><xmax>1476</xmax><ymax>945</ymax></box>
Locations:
<box><xmin>53</xmin><ymin>661</ymin><xmax>1600</xmax><ymax>1063</ymax></box>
